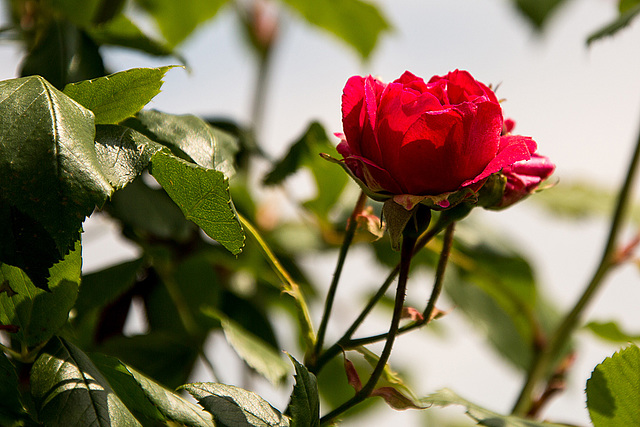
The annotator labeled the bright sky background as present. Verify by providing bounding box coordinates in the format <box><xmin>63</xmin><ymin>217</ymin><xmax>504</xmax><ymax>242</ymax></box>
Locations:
<box><xmin>1</xmin><ymin>0</ymin><xmax>640</xmax><ymax>425</ymax></box>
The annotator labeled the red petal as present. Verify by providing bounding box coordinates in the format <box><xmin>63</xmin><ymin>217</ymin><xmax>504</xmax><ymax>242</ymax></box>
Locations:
<box><xmin>463</xmin><ymin>135</ymin><xmax>536</xmax><ymax>186</ymax></box>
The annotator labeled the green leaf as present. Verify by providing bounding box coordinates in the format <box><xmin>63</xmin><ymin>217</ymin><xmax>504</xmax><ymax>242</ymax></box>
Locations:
<box><xmin>76</xmin><ymin>258</ymin><xmax>144</xmax><ymax>317</ymax></box>
<box><xmin>129</xmin><ymin>110</ymin><xmax>239</xmax><ymax>176</ymax></box>
<box><xmin>87</xmin><ymin>14</ymin><xmax>175</xmax><ymax>57</ymax></box>
<box><xmin>0</xmin><ymin>241</ymin><xmax>81</xmax><ymax>347</ymax></box>
<box><xmin>203</xmin><ymin>309</ymin><xmax>289</xmax><ymax>385</ymax></box>
<box><xmin>587</xmin><ymin>3</ymin><xmax>640</xmax><ymax>45</ymax></box>
<box><xmin>98</xmin><ymin>332</ymin><xmax>199</xmax><ymax>389</ymax></box>
<box><xmin>108</xmin><ymin>176</ymin><xmax>195</xmax><ymax>241</ymax></box>
<box><xmin>587</xmin><ymin>345</ymin><xmax>640</xmax><ymax>426</ymax></box>
<box><xmin>0</xmin><ymin>352</ymin><xmax>26</xmax><ymax>423</ymax></box>
<box><xmin>620</xmin><ymin>0</ymin><xmax>640</xmax><ymax>13</ymax></box>
<box><xmin>20</xmin><ymin>19</ymin><xmax>77</xmax><ymax>89</ymax></box>
<box><xmin>425</xmin><ymin>388</ymin><xmax>567</xmax><ymax>426</ymax></box>
<box><xmin>511</xmin><ymin>0</ymin><xmax>568</xmax><ymax>29</ymax></box>
<box><xmin>181</xmin><ymin>382</ymin><xmax>290</xmax><ymax>427</ymax></box>
<box><xmin>585</xmin><ymin>321</ymin><xmax>640</xmax><ymax>343</ymax></box>
<box><xmin>135</xmin><ymin>0</ymin><xmax>230</xmax><ymax>47</ymax></box>
<box><xmin>264</xmin><ymin>122</ymin><xmax>348</xmax><ymax>222</ymax></box>
<box><xmin>280</xmin><ymin>0</ymin><xmax>390</xmax><ymax>59</ymax></box>
<box><xmin>444</xmin><ymin>226</ymin><xmax>563</xmax><ymax>371</ymax></box>
<box><xmin>94</xmin><ymin>125</ymin><xmax>161</xmax><ymax>188</ymax></box>
<box><xmin>92</xmin><ymin>354</ymin><xmax>214</xmax><ymax>427</ymax></box>
<box><xmin>149</xmin><ymin>150</ymin><xmax>245</xmax><ymax>255</ymax></box>
<box><xmin>64</xmin><ymin>67</ymin><xmax>179</xmax><ymax>125</ymax></box>
<box><xmin>352</xmin><ymin>347</ymin><xmax>427</xmax><ymax>410</ymax></box>
<box><xmin>30</xmin><ymin>337</ymin><xmax>141</xmax><ymax>427</ymax></box>
<box><xmin>287</xmin><ymin>355</ymin><xmax>319</xmax><ymax>427</ymax></box>
<box><xmin>51</xmin><ymin>0</ymin><xmax>101</xmax><ymax>27</ymax></box>
<box><xmin>0</xmin><ymin>76</ymin><xmax>155</xmax><ymax>286</ymax></box>
<box><xmin>533</xmin><ymin>181</ymin><xmax>640</xmax><ymax>224</ymax></box>
<box><xmin>0</xmin><ymin>75</ymin><xmax>101</xmax><ymax>256</ymax></box>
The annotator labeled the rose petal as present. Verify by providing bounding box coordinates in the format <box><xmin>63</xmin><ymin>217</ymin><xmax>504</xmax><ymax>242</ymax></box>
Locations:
<box><xmin>463</xmin><ymin>135</ymin><xmax>536</xmax><ymax>187</ymax></box>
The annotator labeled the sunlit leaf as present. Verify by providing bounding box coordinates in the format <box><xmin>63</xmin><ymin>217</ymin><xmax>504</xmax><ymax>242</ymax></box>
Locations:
<box><xmin>425</xmin><ymin>388</ymin><xmax>567</xmax><ymax>426</ymax></box>
<box><xmin>587</xmin><ymin>345</ymin><xmax>640</xmax><ymax>426</ymax></box>
<box><xmin>92</xmin><ymin>354</ymin><xmax>214</xmax><ymax>427</ymax></box>
<box><xmin>0</xmin><ymin>77</ymin><xmax>155</xmax><ymax>287</ymax></box>
<box><xmin>287</xmin><ymin>355</ymin><xmax>319</xmax><ymax>427</ymax></box>
<box><xmin>280</xmin><ymin>0</ymin><xmax>390</xmax><ymax>59</ymax></box>
<box><xmin>0</xmin><ymin>241</ymin><xmax>81</xmax><ymax>347</ymax></box>
<box><xmin>585</xmin><ymin>321</ymin><xmax>640</xmax><ymax>343</ymax></box>
<box><xmin>134</xmin><ymin>0</ymin><xmax>230</xmax><ymax>47</ymax></box>
<box><xmin>149</xmin><ymin>150</ymin><xmax>245</xmax><ymax>255</ymax></box>
<box><xmin>64</xmin><ymin>67</ymin><xmax>180</xmax><ymax>125</ymax></box>
<box><xmin>587</xmin><ymin>3</ymin><xmax>640</xmax><ymax>45</ymax></box>
<box><xmin>130</xmin><ymin>109</ymin><xmax>239</xmax><ymax>176</ymax></box>
<box><xmin>30</xmin><ymin>338</ymin><xmax>140</xmax><ymax>427</ymax></box>
<box><xmin>181</xmin><ymin>382</ymin><xmax>290</xmax><ymax>427</ymax></box>
<box><xmin>87</xmin><ymin>14</ymin><xmax>175</xmax><ymax>57</ymax></box>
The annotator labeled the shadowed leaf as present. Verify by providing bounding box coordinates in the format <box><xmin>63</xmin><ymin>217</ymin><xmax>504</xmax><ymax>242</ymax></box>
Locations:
<box><xmin>181</xmin><ymin>382</ymin><xmax>290</xmax><ymax>427</ymax></box>
<box><xmin>30</xmin><ymin>338</ymin><xmax>140</xmax><ymax>427</ymax></box>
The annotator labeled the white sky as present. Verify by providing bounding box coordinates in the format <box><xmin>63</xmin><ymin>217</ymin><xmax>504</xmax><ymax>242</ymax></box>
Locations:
<box><xmin>1</xmin><ymin>0</ymin><xmax>640</xmax><ymax>425</ymax></box>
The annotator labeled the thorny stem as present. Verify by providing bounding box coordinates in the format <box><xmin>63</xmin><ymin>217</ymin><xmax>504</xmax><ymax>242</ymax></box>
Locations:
<box><xmin>312</xmin><ymin>192</ymin><xmax>367</xmax><ymax>366</ymax></box>
<box><xmin>326</xmin><ymin>222</ymin><xmax>456</xmax><ymax>351</ymax></box>
<box><xmin>511</xmin><ymin>111</ymin><xmax>640</xmax><ymax>416</ymax></box>
<box><xmin>238</xmin><ymin>212</ymin><xmax>316</xmax><ymax>349</ymax></box>
<box><xmin>313</xmin><ymin>213</ymin><xmax>459</xmax><ymax>373</ymax></box>
<box><xmin>319</xmin><ymin>232</ymin><xmax>417</xmax><ymax>426</ymax></box>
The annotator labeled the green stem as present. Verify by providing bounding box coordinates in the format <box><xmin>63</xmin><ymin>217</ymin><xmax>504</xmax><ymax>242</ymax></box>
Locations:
<box><xmin>238</xmin><ymin>212</ymin><xmax>316</xmax><ymax>349</ymax></box>
<box><xmin>422</xmin><ymin>222</ymin><xmax>455</xmax><ymax>323</ymax></box>
<box><xmin>511</xmin><ymin>112</ymin><xmax>640</xmax><ymax>416</ymax></box>
<box><xmin>313</xmin><ymin>212</ymin><xmax>456</xmax><ymax>373</ymax></box>
<box><xmin>312</xmin><ymin>192</ymin><xmax>367</xmax><ymax>364</ymax></box>
<box><xmin>319</xmin><ymin>231</ymin><xmax>417</xmax><ymax>425</ymax></box>
<box><xmin>327</xmin><ymin>222</ymin><xmax>456</xmax><ymax>351</ymax></box>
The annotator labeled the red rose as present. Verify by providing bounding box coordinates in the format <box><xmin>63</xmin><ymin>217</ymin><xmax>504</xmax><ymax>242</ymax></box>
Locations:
<box><xmin>493</xmin><ymin>153</ymin><xmax>556</xmax><ymax>209</ymax></box>
<box><xmin>336</xmin><ymin>70</ymin><xmax>537</xmax><ymax>209</ymax></box>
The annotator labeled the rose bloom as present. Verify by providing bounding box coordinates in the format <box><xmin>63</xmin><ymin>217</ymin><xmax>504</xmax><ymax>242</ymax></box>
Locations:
<box><xmin>494</xmin><ymin>153</ymin><xmax>555</xmax><ymax>209</ymax></box>
<box><xmin>336</xmin><ymin>70</ymin><xmax>538</xmax><ymax>208</ymax></box>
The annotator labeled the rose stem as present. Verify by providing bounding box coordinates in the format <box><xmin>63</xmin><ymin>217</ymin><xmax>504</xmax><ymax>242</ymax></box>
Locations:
<box><xmin>331</xmin><ymin>222</ymin><xmax>455</xmax><ymax>350</ymax></box>
<box><xmin>319</xmin><ymin>229</ymin><xmax>417</xmax><ymax>426</ymax></box>
<box><xmin>511</xmin><ymin>111</ymin><xmax>640</xmax><ymax>416</ymax></box>
<box><xmin>313</xmin><ymin>209</ymin><xmax>463</xmax><ymax>374</ymax></box>
<box><xmin>310</xmin><ymin>192</ymin><xmax>367</xmax><ymax>365</ymax></box>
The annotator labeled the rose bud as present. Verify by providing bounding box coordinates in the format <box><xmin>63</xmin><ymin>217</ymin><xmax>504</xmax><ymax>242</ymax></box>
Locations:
<box><xmin>333</xmin><ymin>70</ymin><xmax>537</xmax><ymax>210</ymax></box>
<box><xmin>489</xmin><ymin>153</ymin><xmax>555</xmax><ymax>209</ymax></box>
